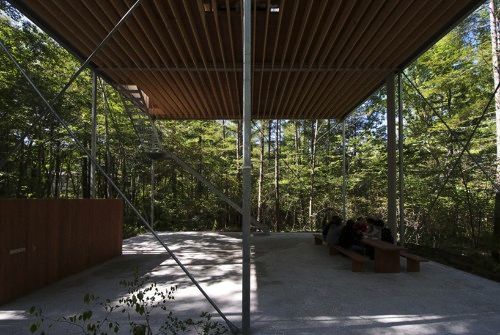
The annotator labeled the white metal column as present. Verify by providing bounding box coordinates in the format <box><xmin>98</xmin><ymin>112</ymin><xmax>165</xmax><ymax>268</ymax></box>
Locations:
<box><xmin>241</xmin><ymin>0</ymin><xmax>252</xmax><ymax>333</ymax></box>
<box><xmin>90</xmin><ymin>71</ymin><xmax>97</xmax><ymax>198</ymax></box>
<box><xmin>387</xmin><ymin>73</ymin><xmax>397</xmax><ymax>241</ymax></box>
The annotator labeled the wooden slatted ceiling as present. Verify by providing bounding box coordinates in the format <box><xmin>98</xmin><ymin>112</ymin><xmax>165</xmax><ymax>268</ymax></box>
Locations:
<box><xmin>12</xmin><ymin>0</ymin><xmax>483</xmax><ymax>120</ymax></box>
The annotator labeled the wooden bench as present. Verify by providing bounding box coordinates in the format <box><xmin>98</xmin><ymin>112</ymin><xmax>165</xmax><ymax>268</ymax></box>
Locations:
<box><xmin>329</xmin><ymin>245</ymin><xmax>368</xmax><ymax>272</ymax></box>
<box><xmin>313</xmin><ymin>234</ymin><xmax>323</xmax><ymax>245</ymax></box>
<box><xmin>400</xmin><ymin>251</ymin><xmax>428</xmax><ymax>272</ymax></box>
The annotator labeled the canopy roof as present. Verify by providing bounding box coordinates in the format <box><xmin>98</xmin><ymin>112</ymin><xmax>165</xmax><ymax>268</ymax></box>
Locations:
<box><xmin>11</xmin><ymin>0</ymin><xmax>483</xmax><ymax>120</ymax></box>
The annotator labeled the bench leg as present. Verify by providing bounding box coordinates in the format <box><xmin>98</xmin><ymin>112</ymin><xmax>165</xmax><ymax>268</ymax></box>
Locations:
<box><xmin>374</xmin><ymin>249</ymin><xmax>401</xmax><ymax>273</ymax></box>
<box><xmin>406</xmin><ymin>259</ymin><xmax>420</xmax><ymax>272</ymax></box>
<box><xmin>329</xmin><ymin>246</ymin><xmax>339</xmax><ymax>256</ymax></box>
<box><xmin>352</xmin><ymin>261</ymin><xmax>364</xmax><ymax>272</ymax></box>
<box><xmin>314</xmin><ymin>237</ymin><xmax>323</xmax><ymax>245</ymax></box>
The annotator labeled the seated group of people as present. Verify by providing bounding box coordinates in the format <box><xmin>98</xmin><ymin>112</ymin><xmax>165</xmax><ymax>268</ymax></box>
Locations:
<box><xmin>322</xmin><ymin>216</ymin><xmax>394</xmax><ymax>254</ymax></box>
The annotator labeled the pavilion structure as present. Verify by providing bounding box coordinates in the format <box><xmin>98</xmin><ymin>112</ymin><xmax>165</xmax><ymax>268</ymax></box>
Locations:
<box><xmin>1</xmin><ymin>1</ymin><xmax>486</xmax><ymax>334</ymax></box>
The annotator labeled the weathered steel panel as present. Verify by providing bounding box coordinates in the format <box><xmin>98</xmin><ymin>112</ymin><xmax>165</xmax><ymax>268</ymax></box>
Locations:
<box><xmin>0</xmin><ymin>199</ymin><xmax>123</xmax><ymax>304</ymax></box>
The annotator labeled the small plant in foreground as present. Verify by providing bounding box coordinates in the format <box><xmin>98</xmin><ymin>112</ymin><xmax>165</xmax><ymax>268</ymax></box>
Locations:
<box><xmin>28</xmin><ymin>269</ymin><xmax>227</xmax><ymax>335</ymax></box>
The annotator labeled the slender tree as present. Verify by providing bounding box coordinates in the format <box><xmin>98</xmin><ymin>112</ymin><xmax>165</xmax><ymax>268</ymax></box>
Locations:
<box><xmin>490</xmin><ymin>0</ymin><xmax>500</xmax><ymax>256</ymax></box>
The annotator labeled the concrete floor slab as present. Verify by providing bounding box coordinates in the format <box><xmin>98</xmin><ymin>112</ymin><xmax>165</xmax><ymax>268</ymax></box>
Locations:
<box><xmin>1</xmin><ymin>232</ymin><xmax>500</xmax><ymax>334</ymax></box>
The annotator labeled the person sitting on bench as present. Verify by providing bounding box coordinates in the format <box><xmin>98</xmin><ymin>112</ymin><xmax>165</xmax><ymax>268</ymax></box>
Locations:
<box><xmin>354</xmin><ymin>216</ymin><xmax>368</xmax><ymax>236</ymax></box>
<box><xmin>321</xmin><ymin>216</ymin><xmax>331</xmax><ymax>242</ymax></box>
<box><xmin>338</xmin><ymin>219</ymin><xmax>364</xmax><ymax>253</ymax></box>
<box><xmin>365</xmin><ymin>217</ymin><xmax>382</xmax><ymax>240</ymax></box>
<box><xmin>325</xmin><ymin>215</ymin><xmax>343</xmax><ymax>246</ymax></box>
<box><xmin>381</xmin><ymin>220</ymin><xmax>395</xmax><ymax>244</ymax></box>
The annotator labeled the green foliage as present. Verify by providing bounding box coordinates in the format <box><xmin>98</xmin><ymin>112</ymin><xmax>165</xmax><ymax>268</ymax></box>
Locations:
<box><xmin>28</xmin><ymin>269</ymin><xmax>227</xmax><ymax>335</ymax></box>
<box><xmin>0</xmin><ymin>3</ymin><xmax>498</xmax><ymax>253</ymax></box>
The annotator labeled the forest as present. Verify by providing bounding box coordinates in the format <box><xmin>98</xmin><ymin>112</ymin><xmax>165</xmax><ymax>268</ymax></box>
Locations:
<box><xmin>1</xmin><ymin>1</ymin><xmax>500</xmax><ymax>274</ymax></box>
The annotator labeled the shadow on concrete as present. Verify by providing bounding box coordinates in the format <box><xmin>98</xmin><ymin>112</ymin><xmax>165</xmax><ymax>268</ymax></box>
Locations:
<box><xmin>1</xmin><ymin>232</ymin><xmax>500</xmax><ymax>335</ymax></box>
<box><xmin>250</xmin><ymin>232</ymin><xmax>500</xmax><ymax>335</ymax></box>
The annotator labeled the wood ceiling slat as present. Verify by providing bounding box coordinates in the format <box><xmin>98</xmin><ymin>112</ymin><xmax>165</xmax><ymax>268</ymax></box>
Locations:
<box><xmin>302</xmin><ymin>0</ymin><xmax>373</xmax><ymax>119</ymax></box>
<box><xmin>377</xmin><ymin>1</ymin><xmax>467</xmax><ymax>68</ymax></box>
<box><xmin>119</xmin><ymin>3</ymin><xmax>192</xmax><ymax>115</ymax></box>
<box><xmin>161</xmin><ymin>0</ymin><xmax>217</xmax><ymax>118</ymax></box>
<box><xmin>314</xmin><ymin>0</ymin><xmax>452</xmax><ymax>119</ymax></box>
<box><xmin>180</xmin><ymin>1</ymin><xmax>229</xmax><ymax>117</ymax></box>
<box><xmin>76</xmin><ymin>0</ymin><xmax>142</xmax><ymax>67</ymax></box>
<box><xmin>224</xmin><ymin>0</ymin><xmax>242</xmax><ymax>118</ymax></box>
<box><xmin>261</xmin><ymin>0</ymin><xmax>285</xmax><ymax>118</ymax></box>
<box><xmin>41</xmin><ymin>0</ymin><xmax>140</xmax><ymax>96</ymax></box>
<box><xmin>279</xmin><ymin>0</ymin><xmax>329</xmax><ymax>118</ymax></box>
<box><xmin>367</xmin><ymin>2</ymin><xmax>450</xmax><ymax>68</ymax></box>
<box><xmin>16</xmin><ymin>0</ymin><xmax>483</xmax><ymax>120</ymax></box>
<box><xmin>95</xmin><ymin>2</ymin><xmax>184</xmax><ymax>118</ymax></box>
<box><xmin>212</xmin><ymin>0</ymin><xmax>238</xmax><ymax>119</ymax></box>
<box><xmin>255</xmin><ymin>0</ymin><xmax>271</xmax><ymax>119</ymax></box>
<box><xmin>98</xmin><ymin>0</ymin><xmax>188</xmax><ymax>118</ymax></box>
<box><xmin>323</xmin><ymin>1</ymin><xmax>466</xmax><ymax>120</ymax></box>
<box><xmin>331</xmin><ymin>73</ymin><xmax>386</xmax><ymax>120</ymax></box>
<box><xmin>196</xmin><ymin>0</ymin><xmax>232</xmax><ymax>119</ymax></box>
<box><xmin>289</xmin><ymin>0</ymin><xmax>358</xmax><ymax>118</ymax></box>
<box><xmin>309</xmin><ymin>0</ymin><xmax>424</xmax><ymax>118</ymax></box>
<box><xmin>140</xmin><ymin>1</ymin><xmax>206</xmax><ymax>118</ymax></box>
<box><xmin>32</xmin><ymin>2</ymin><xmax>93</xmax><ymax>55</ymax></box>
<box><xmin>284</xmin><ymin>0</ymin><xmax>343</xmax><ymax>119</ymax></box>
<box><xmin>152</xmin><ymin>1</ymin><xmax>212</xmax><ymax>118</ymax></box>
<box><xmin>335</xmin><ymin>0</ymin><xmax>389</xmax><ymax>69</ymax></box>
<box><xmin>113</xmin><ymin>0</ymin><xmax>198</xmax><ymax>118</ymax></box>
<box><xmin>58</xmin><ymin>0</ymin><xmax>117</xmax><ymax>63</ymax></box>
<box><xmin>268</xmin><ymin>0</ymin><xmax>300</xmax><ymax>119</ymax></box>
<box><xmin>273</xmin><ymin>0</ymin><xmax>314</xmax><ymax>119</ymax></box>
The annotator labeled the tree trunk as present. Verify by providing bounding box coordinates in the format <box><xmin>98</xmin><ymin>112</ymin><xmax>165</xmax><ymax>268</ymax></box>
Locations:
<box><xmin>490</xmin><ymin>0</ymin><xmax>500</xmax><ymax>257</ymax></box>
<box><xmin>81</xmin><ymin>155</ymin><xmax>90</xmax><ymax>199</ymax></box>
<box><xmin>44</xmin><ymin>123</ymin><xmax>55</xmax><ymax>197</ymax></box>
<box><xmin>67</xmin><ymin>162</ymin><xmax>78</xmax><ymax>196</ymax></box>
<box><xmin>81</xmin><ymin>140</ymin><xmax>90</xmax><ymax>199</ymax></box>
<box><xmin>268</xmin><ymin>120</ymin><xmax>272</xmax><ymax>161</ymax></box>
<box><xmin>196</xmin><ymin>135</ymin><xmax>203</xmax><ymax>197</ymax></box>
<box><xmin>274</xmin><ymin>120</ymin><xmax>281</xmax><ymax>231</ymax></box>
<box><xmin>222</xmin><ymin>120</ymin><xmax>229</xmax><ymax>228</ymax></box>
<box><xmin>257</xmin><ymin>121</ymin><xmax>265</xmax><ymax>225</ymax></box>
<box><xmin>53</xmin><ymin>140</ymin><xmax>62</xmax><ymax>198</ymax></box>
<box><xmin>16</xmin><ymin>140</ymin><xmax>26</xmax><ymax>197</ymax></box>
<box><xmin>308</xmin><ymin>120</ymin><xmax>319</xmax><ymax>230</ymax></box>
<box><xmin>294</xmin><ymin>121</ymin><xmax>300</xmax><ymax>165</ymax></box>
<box><xmin>104</xmin><ymin>108</ymin><xmax>111</xmax><ymax>198</ymax></box>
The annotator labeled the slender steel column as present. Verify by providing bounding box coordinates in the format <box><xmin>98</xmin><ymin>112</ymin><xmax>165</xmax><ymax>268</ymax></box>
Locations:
<box><xmin>90</xmin><ymin>71</ymin><xmax>97</xmax><ymax>198</ymax></box>
<box><xmin>150</xmin><ymin>159</ymin><xmax>155</xmax><ymax>228</ymax></box>
<box><xmin>341</xmin><ymin>120</ymin><xmax>347</xmax><ymax>222</ymax></box>
<box><xmin>387</xmin><ymin>73</ymin><xmax>397</xmax><ymax>241</ymax></box>
<box><xmin>241</xmin><ymin>0</ymin><xmax>252</xmax><ymax>333</ymax></box>
<box><xmin>397</xmin><ymin>72</ymin><xmax>405</xmax><ymax>244</ymax></box>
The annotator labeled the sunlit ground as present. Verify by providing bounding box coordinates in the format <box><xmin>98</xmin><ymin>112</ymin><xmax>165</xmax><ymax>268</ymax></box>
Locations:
<box><xmin>1</xmin><ymin>232</ymin><xmax>499</xmax><ymax>334</ymax></box>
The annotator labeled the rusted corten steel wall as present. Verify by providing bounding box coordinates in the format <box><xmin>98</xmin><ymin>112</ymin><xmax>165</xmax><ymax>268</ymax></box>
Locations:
<box><xmin>0</xmin><ymin>199</ymin><xmax>123</xmax><ymax>304</ymax></box>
